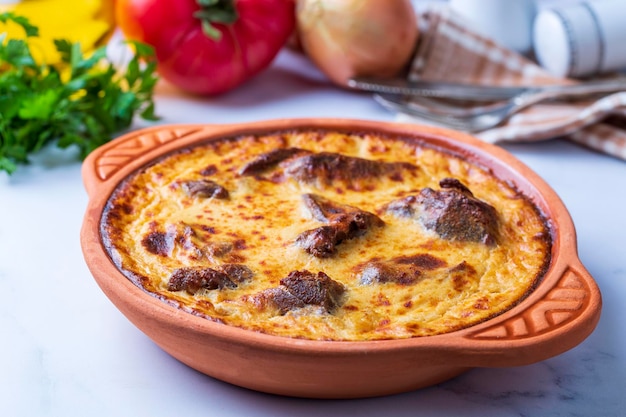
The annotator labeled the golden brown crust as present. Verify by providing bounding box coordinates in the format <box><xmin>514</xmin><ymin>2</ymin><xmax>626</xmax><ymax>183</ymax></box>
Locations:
<box><xmin>100</xmin><ymin>129</ymin><xmax>551</xmax><ymax>341</ymax></box>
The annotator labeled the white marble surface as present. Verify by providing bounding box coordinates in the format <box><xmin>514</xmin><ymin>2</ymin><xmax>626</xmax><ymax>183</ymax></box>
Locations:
<box><xmin>1</xmin><ymin>47</ymin><xmax>625</xmax><ymax>417</ymax></box>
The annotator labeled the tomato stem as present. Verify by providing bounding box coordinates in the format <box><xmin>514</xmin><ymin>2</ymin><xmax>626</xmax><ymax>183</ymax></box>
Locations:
<box><xmin>194</xmin><ymin>0</ymin><xmax>238</xmax><ymax>40</ymax></box>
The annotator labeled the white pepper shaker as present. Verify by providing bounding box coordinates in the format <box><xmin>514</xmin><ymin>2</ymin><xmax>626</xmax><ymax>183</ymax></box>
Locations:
<box><xmin>533</xmin><ymin>0</ymin><xmax>626</xmax><ymax>78</ymax></box>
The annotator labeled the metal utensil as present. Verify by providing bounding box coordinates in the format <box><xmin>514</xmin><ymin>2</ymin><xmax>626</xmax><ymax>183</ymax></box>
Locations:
<box><xmin>375</xmin><ymin>94</ymin><xmax>517</xmax><ymax>132</ymax></box>
<box><xmin>348</xmin><ymin>77</ymin><xmax>528</xmax><ymax>101</ymax></box>
<box><xmin>374</xmin><ymin>79</ymin><xmax>626</xmax><ymax>132</ymax></box>
<box><xmin>349</xmin><ymin>76</ymin><xmax>626</xmax><ymax>103</ymax></box>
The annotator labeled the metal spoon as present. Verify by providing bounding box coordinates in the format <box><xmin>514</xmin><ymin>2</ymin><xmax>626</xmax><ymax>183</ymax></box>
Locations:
<box><xmin>374</xmin><ymin>80</ymin><xmax>626</xmax><ymax>132</ymax></box>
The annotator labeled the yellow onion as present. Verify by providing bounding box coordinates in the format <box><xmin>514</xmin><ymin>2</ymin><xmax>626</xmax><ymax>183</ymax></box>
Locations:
<box><xmin>296</xmin><ymin>0</ymin><xmax>419</xmax><ymax>86</ymax></box>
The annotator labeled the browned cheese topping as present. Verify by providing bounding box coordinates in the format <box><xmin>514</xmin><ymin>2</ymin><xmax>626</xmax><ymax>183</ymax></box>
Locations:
<box><xmin>101</xmin><ymin>129</ymin><xmax>551</xmax><ymax>341</ymax></box>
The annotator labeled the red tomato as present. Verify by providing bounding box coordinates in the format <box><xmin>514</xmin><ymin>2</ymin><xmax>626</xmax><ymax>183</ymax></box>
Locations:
<box><xmin>116</xmin><ymin>0</ymin><xmax>295</xmax><ymax>95</ymax></box>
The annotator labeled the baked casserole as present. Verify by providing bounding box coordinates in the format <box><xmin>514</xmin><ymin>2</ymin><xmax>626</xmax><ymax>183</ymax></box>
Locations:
<box><xmin>100</xmin><ymin>128</ymin><xmax>551</xmax><ymax>341</ymax></box>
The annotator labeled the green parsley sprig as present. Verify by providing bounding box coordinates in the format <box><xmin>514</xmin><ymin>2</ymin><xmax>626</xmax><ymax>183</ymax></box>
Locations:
<box><xmin>0</xmin><ymin>12</ymin><xmax>159</xmax><ymax>174</ymax></box>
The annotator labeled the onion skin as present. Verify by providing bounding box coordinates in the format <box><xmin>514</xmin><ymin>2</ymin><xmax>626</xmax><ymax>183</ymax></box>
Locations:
<box><xmin>296</xmin><ymin>0</ymin><xmax>419</xmax><ymax>86</ymax></box>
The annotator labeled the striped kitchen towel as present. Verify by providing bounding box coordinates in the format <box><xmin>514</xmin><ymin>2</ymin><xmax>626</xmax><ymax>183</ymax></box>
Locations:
<box><xmin>395</xmin><ymin>7</ymin><xmax>626</xmax><ymax>160</ymax></box>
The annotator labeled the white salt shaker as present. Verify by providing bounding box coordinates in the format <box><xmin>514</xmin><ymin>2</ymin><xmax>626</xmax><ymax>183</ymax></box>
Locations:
<box><xmin>533</xmin><ymin>0</ymin><xmax>626</xmax><ymax>78</ymax></box>
<box><xmin>448</xmin><ymin>0</ymin><xmax>537</xmax><ymax>55</ymax></box>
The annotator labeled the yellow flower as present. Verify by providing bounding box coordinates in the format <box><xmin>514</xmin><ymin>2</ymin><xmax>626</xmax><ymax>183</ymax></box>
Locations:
<box><xmin>0</xmin><ymin>0</ymin><xmax>115</xmax><ymax>64</ymax></box>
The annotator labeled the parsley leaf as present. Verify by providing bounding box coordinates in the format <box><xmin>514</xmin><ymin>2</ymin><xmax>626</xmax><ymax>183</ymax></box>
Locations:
<box><xmin>0</xmin><ymin>13</ymin><xmax>159</xmax><ymax>174</ymax></box>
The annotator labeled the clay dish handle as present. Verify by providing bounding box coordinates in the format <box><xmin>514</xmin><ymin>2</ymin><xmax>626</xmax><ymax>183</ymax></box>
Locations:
<box><xmin>452</xmin><ymin>259</ymin><xmax>602</xmax><ymax>367</ymax></box>
<box><xmin>81</xmin><ymin>125</ymin><xmax>212</xmax><ymax>198</ymax></box>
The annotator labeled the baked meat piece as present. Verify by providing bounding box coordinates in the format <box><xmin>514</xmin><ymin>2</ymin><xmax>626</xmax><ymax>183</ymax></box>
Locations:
<box><xmin>296</xmin><ymin>194</ymin><xmax>384</xmax><ymax>257</ymax></box>
<box><xmin>385</xmin><ymin>178</ymin><xmax>500</xmax><ymax>245</ymax></box>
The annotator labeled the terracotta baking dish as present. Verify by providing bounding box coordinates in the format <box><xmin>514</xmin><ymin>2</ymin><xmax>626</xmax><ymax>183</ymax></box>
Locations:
<box><xmin>80</xmin><ymin>119</ymin><xmax>601</xmax><ymax>399</ymax></box>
